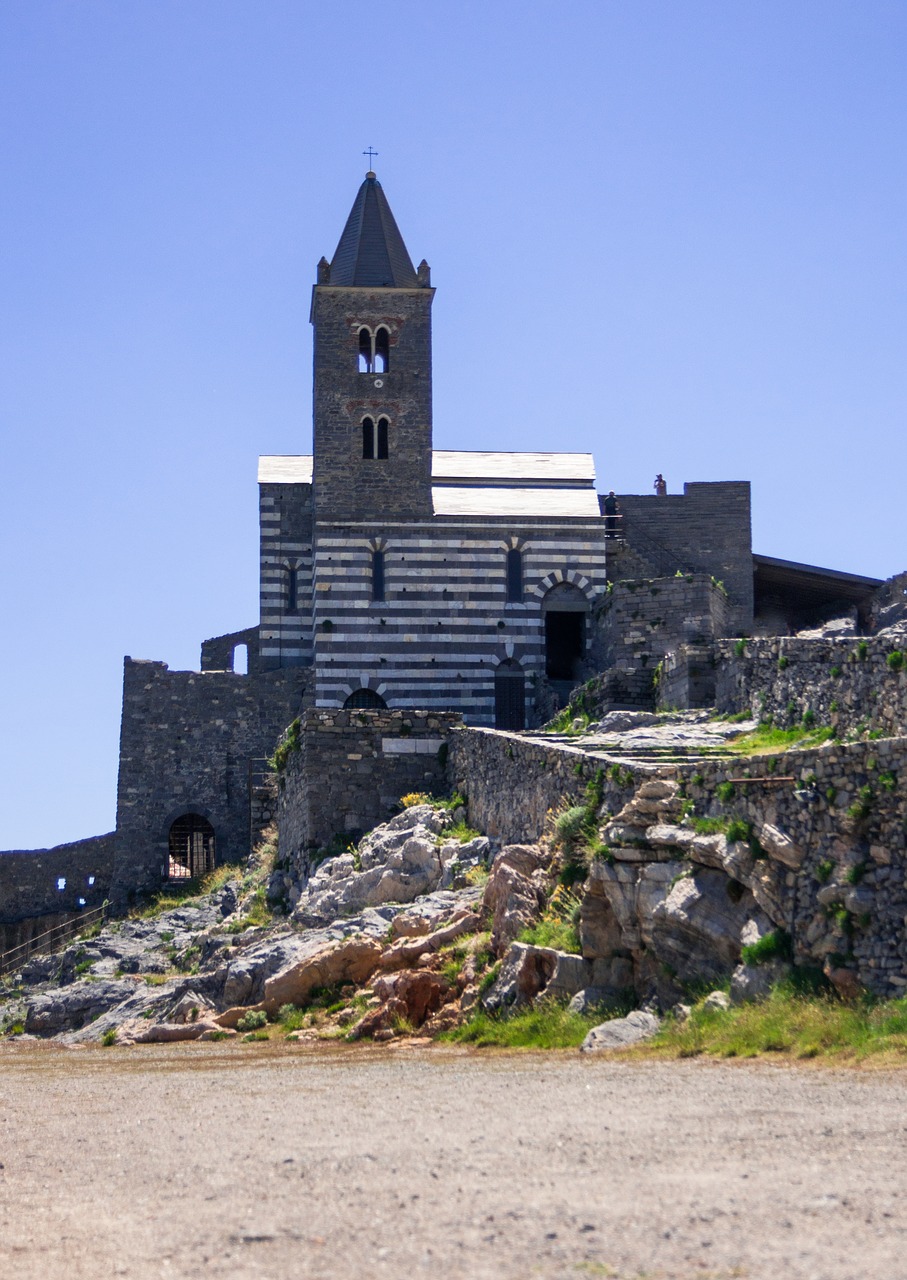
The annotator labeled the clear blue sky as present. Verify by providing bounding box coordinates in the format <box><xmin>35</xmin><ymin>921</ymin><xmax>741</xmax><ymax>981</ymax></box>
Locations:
<box><xmin>2</xmin><ymin>1</ymin><xmax>905</xmax><ymax>849</ymax></box>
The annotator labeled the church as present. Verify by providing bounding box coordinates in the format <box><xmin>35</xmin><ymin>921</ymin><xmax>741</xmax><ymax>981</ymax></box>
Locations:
<box><xmin>8</xmin><ymin>169</ymin><xmax>880</xmax><ymax>915</ymax></box>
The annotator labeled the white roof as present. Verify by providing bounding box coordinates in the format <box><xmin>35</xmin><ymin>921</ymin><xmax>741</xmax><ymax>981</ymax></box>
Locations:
<box><xmin>432</xmin><ymin>450</ymin><xmax>595</xmax><ymax>485</ymax></box>
<box><xmin>431</xmin><ymin>486</ymin><xmax>602</xmax><ymax>518</ymax></box>
<box><xmin>258</xmin><ymin>450</ymin><xmax>602</xmax><ymax>520</ymax></box>
<box><xmin>258</xmin><ymin>456</ymin><xmax>313</xmax><ymax>484</ymax></box>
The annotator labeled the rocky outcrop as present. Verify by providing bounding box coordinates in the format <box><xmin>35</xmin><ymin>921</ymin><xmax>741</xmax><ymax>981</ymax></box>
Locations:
<box><xmin>216</xmin><ymin>935</ymin><xmax>384</xmax><ymax>1027</ymax></box>
<box><xmin>25</xmin><ymin>978</ymin><xmax>141</xmax><ymax>1035</ymax></box>
<box><xmin>483</xmin><ymin>844</ymin><xmax>550</xmax><ymax>955</ymax></box>
<box><xmin>293</xmin><ymin>805</ymin><xmax>489</xmax><ymax>925</ymax></box>
<box><xmin>350</xmin><ymin>970</ymin><xmax>450</xmax><ymax>1040</ymax></box>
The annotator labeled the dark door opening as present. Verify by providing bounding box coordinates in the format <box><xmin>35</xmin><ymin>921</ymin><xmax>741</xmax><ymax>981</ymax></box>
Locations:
<box><xmin>494</xmin><ymin>662</ymin><xmax>526</xmax><ymax>730</ymax></box>
<box><xmin>545</xmin><ymin>611</ymin><xmax>584</xmax><ymax>682</ymax></box>
<box><xmin>168</xmin><ymin>814</ymin><xmax>216</xmax><ymax>880</ymax></box>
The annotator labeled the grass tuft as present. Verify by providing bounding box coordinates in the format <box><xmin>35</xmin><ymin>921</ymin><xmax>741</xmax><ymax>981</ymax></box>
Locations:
<box><xmin>727</xmin><ymin>723</ymin><xmax>835</xmax><ymax>755</ymax></box>
<box><xmin>646</xmin><ymin>988</ymin><xmax>907</xmax><ymax>1062</ymax></box>
<box><xmin>740</xmin><ymin>928</ymin><xmax>793</xmax><ymax>966</ymax></box>
<box><xmin>443</xmin><ymin>1000</ymin><xmax>610</xmax><ymax>1049</ymax></box>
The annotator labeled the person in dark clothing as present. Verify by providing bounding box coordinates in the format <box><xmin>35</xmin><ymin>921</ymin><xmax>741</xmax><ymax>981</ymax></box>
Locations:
<box><xmin>603</xmin><ymin>490</ymin><xmax>620</xmax><ymax>537</ymax></box>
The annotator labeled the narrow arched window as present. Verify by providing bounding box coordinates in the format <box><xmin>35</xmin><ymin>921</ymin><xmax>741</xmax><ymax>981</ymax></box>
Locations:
<box><xmin>358</xmin><ymin>327</ymin><xmax>372</xmax><ymax>373</ymax></box>
<box><xmin>374</xmin><ymin>326</ymin><xmax>390</xmax><ymax>373</ymax></box>
<box><xmin>372</xmin><ymin>550</ymin><xmax>385</xmax><ymax>601</ymax></box>
<box><xmin>286</xmin><ymin>565</ymin><xmax>298</xmax><ymax>612</ymax></box>
<box><xmin>362</xmin><ymin>417</ymin><xmax>375</xmax><ymax>459</ymax></box>
<box><xmin>377</xmin><ymin>417</ymin><xmax>389</xmax><ymax>459</ymax></box>
<box><xmin>506</xmin><ymin>548</ymin><xmax>523</xmax><ymax>602</ymax></box>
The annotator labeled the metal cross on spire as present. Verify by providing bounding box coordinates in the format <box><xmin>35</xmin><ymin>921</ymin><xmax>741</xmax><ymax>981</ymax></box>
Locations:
<box><xmin>363</xmin><ymin>147</ymin><xmax>378</xmax><ymax>170</ymax></box>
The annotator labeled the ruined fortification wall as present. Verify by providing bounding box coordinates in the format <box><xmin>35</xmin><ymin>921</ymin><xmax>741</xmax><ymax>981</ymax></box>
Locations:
<box><xmin>655</xmin><ymin>644</ymin><xmax>719</xmax><ymax>710</ymax></box>
<box><xmin>450</xmin><ymin>725</ymin><xmax>907</xmax><ymax>996</ymax></box>
<box><xmin>277</xmin><ymin>708</ymin><xmax>461</xmax><ymax>879</ymax></box>
<box><xmin>0</xmin><ymin>833</ymin><xmax>117</xmax><ymax>926</ymax></box>
<box><xmin>112</xmin><ymin>659</ymin><xmax>311</xmax><ymax>905</ymax></box>
<box><xmin>715</xmin><ymin>637</ymin><xmax>907</xmax><ymax>737</ymax></box>
<box><xmin>592</xmin><ymin>574</ymin><xmax>729</xmax><ymax>673</ymax></box>
<box><xmin>200</xmin><ymin>627</ymin><xmax>261</xmax><ymax>674</ymax></box>
<box><xmin>609</xmin><ymin>482</ymin><xmax>753</xmax><ymax>633</ymax></box>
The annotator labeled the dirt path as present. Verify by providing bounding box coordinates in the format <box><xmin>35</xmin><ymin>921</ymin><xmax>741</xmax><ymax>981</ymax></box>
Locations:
<box><xmin>0</xmin><ymin>1042</ymin><xmax>904</xmax><ymax>1280</ymax></box>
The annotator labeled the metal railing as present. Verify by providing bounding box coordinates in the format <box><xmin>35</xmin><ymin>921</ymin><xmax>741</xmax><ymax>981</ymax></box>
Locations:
<box><xmin>0</xmin><ymin>903</ymin><xmax>108</xmax><ymax>978</ymax></box>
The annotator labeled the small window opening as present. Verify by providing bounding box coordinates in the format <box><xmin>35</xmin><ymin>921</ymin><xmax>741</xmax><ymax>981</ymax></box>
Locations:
<box><xmin>358</xmin><ymin>327</ymin><xmax>372</xmax><ymax>373</ymax></box>
<box><xmin>343</xmin><ymin>688</ymin><xmax>387</xmax><ymax>710</ymax></box>
<box><xmin>362</xmin><ymin>417</ymin><xmax>375</xmax><ymax>459</ymax></box>
<box><xmin>168</xmin><ymin>814</ymin><xmax>216</xmax><ymax>881</ymax></box>
<box><xmin>78</xmin><ymin>897</ymin><xmax>86</xmax><ymax>907</ymax></box>
<box><xmin>87</xmin><ymin>875</ymin><xmax>95</xmax><ymax>886</ymax></box>
<box><xmin>506</xmin><ymin>548</ymin><xmax>523</xmax><ymax>602</ymax></box>
<box><xmin>372</xmin><ymin>550</ymin><xmax>386</xmax><ymax>601</ymax></box>
<box><xmin>233</xmin><ymin>643</ymin><xmax>248</xmax><ymax>675</ymax></box>
<box><xmin>374</xmin><ymin>326</ymin><xmax>390</xmax><ymax>373</ymax></box>
<box><xmin>57</xmin><ymin>877</ymin><xmax>66</xmax><ymax>891</ymax></box>
<box><xmin>376</xmin><ymin>417</ymin><xmax>389</xmax><ymax>459</ymax></box>
<box><xmin>287</xmin><ymin>565</ymin><xmax>298</xmax><ymax>612</ymax></box>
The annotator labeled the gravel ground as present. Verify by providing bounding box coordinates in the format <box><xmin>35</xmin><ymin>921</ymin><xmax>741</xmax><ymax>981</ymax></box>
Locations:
<box><xmin>1</xmin><ymin>1042</ymin><xmax>905</xmax><ymax>1280</ymax></box>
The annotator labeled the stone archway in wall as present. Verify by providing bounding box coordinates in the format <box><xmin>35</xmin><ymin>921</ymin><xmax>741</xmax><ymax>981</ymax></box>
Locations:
<box><xmin>542</xmin><ymin>582</ymin><xmax>590</xmax><ymax>694</ymax></box>
<box><xmin>343</xmin><ymin>688</ymin><xmax>388</xmax><ymax>710</ymax></box>
<box><xmin>167</xmin><ymin>814</ymin><xmax>216</xmax><ymax>881</ymax></box>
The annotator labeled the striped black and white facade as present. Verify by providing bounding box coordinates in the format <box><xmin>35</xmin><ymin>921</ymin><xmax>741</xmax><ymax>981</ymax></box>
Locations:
<box><xmin>258</xmin><ymin>453</ymin><xmax>611</xmax><ymax>726</ymax></box>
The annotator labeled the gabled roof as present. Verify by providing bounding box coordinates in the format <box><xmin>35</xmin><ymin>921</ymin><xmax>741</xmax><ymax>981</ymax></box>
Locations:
<box><xmin>432</xmin><ymin>487</ymin><xmax>602</xmax><ymax>518</ymax></box>
<box><xmin>432</xmin><ymin>451</ymin><xmax>595</xmax><ymax>488</ymax></box>
<box><xmin>327</xmin><ymin>173</ymin><xmax>419</xmax><ymax>288</ymax></box>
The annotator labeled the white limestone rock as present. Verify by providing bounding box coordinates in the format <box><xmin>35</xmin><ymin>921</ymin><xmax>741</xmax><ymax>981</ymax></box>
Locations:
<box><xmin>580</xmin><ymin>1009</ymin><xmax>660</xmax><ymax>1052</ymax></box>
<box><xmin>295</xmin><ymin>806</ymin><xmax>449</xmax><ymax>924</ymax></box>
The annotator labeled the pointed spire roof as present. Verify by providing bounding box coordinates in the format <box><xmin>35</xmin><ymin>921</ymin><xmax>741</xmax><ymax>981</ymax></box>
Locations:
<box><xmin>327</xmin><ymin>172</ymin><xmax>419</xmax><ymax>288</ymax></box>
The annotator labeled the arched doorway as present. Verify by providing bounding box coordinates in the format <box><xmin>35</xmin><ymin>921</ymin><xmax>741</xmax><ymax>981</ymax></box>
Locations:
<box><xmin>543</xmin><ymin>582</ymin><xmax>589</xmax><ymax>693</ymax></box>
<box><xmin>343</xmin><ymin>688</ymin><xmax>387</xmax><ymax>710</ymax></box>
<box><xmin>168</xmin><ymin>814</ymin><xmax>216</xmax><ymax>881</ymax></box>
<box><xmin>494</xmin><ymin>659</ymin><xmax>526</xmax><ymax>730</ymax></box>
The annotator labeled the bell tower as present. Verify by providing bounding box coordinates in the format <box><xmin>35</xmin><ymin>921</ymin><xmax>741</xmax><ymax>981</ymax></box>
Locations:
<box><xmin>310</xmin><ymin>171</ymin><xmax>435</xmax><ymax>522</ymax></box>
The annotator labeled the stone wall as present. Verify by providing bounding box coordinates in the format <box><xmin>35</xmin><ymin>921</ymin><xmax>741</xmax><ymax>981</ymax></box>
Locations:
<box><xmin>200</xmin><ymin>627</ymin><xmax>261</xmax><ymax>674</ymax></box>
<box><xmin>277</xmin><ymin>708</ymin><xmax>462</xmax><ymax>877</ymax></box>
<box><xmin>112</xmin><ymin>659</ymin><xmax>311</xmax><ymax>905</ymax></box>
<box><xmin>715</xmin><ymin>637</ymin><xmax>907</xmax><ymax>737</ymax></box>
<box><xmin>591</xmin><ymin>574</ymin><xmax>729</xmax><ymax>672</ymax></box>
<box><xmin>450</xmin><ymin>723</ymin><xmax>907</xmax><ymax>996</ymax></box>
<box><xmin>609</xmin><ymin>482</ymin><xmax>753</xmax><ymax>634</ymax></box>
<box><xmin>657</xmin><ymin>644</ymin><xmax>719</xmax><ymax>711</ymax></box>
<box><xmin>0</xmin><ymin>832</ymin><xmax>117</xmax><ymax>923</ymax></box>
<box><xmin>449</xmin><ymin>727</ymin><xmax>633</xmax><ymax>845</ymax></box>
